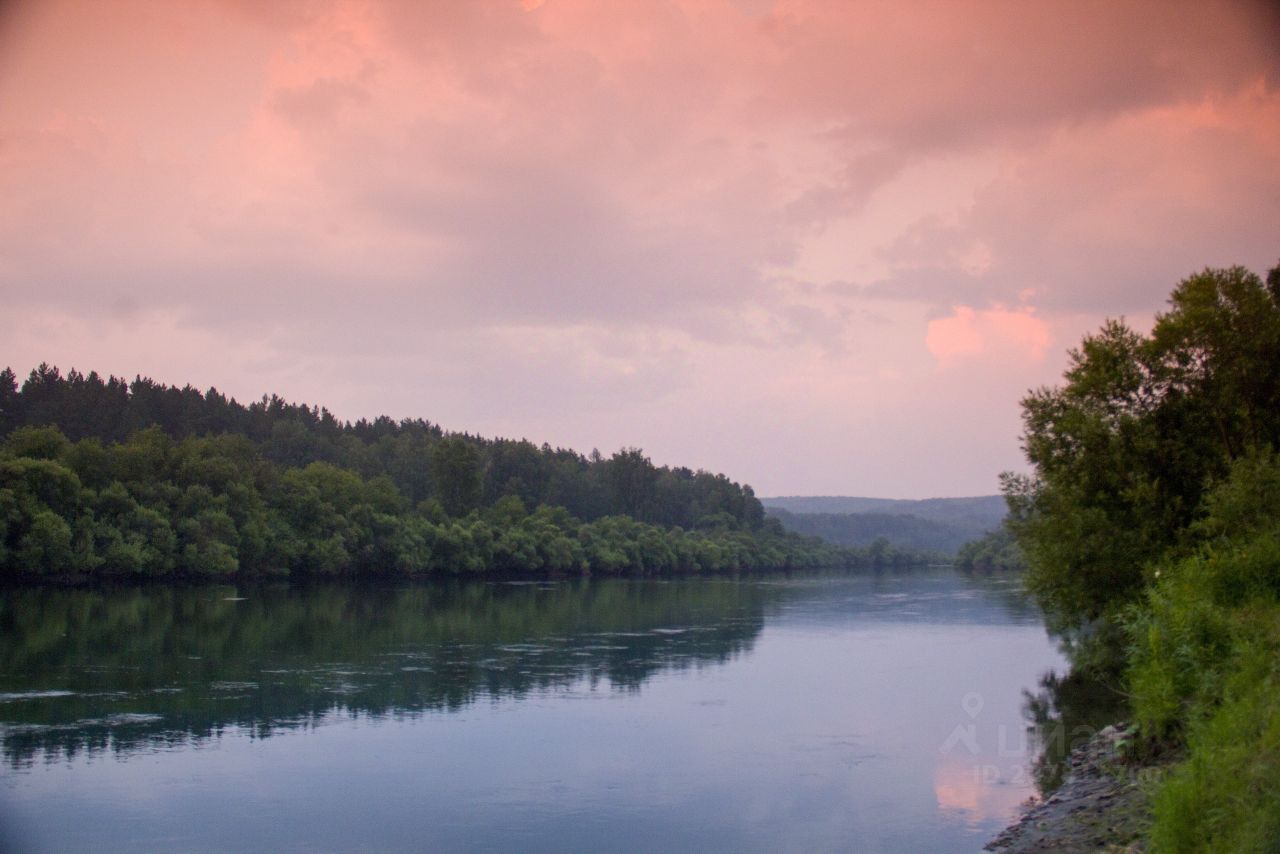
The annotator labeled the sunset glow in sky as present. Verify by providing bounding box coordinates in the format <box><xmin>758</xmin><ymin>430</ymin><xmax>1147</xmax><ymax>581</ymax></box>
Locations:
<box><xmin>2</xmin><ymin>0</ymin><xmax>1278</xmax><ymax>497</ymax></box>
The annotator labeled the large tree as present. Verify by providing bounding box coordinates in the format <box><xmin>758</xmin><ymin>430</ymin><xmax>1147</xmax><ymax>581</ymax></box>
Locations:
<box><xmin>1007</xmin><ymin>262</ymin><xmax>1280</xmax><ymax>625</ymax></box>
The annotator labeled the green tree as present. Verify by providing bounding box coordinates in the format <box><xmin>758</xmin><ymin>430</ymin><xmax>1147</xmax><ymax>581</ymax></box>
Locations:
<box><xmin>431</xmin><ymin>437</ymin><xmax>481</xmax><ymax>517</ymax></box>
<box><xmin>0</xmin><ymin>367</ymin><xmax>18</xmax><ymax>435</ymax></box>
<box><xmin>17</xmin><ymin>511</ymin><xmax>74</xmax><ymax>574</ymax></box>
<box><xmin>1008</xmin><ymin>262</ymin><xmax>1280</xmax><ymax>626</ymax></box>
<box><xmin>5</xmin><ymin>425</ymin><xmax>71</xmax><ymax>461</ymax></box>
<box><xmin>606</xmin><ymin>448</ymin><xmax>657</xmax><ymax>521</ymax></box>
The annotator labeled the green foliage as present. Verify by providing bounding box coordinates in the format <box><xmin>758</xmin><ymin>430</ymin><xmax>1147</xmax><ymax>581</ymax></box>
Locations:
<box><xmin>1127</xmin><ymin>562</ymin><xmax>1236</xmax><ymax>739</ymax></box>
<box><xmin>1007</xmin><ymin>264</ymin><xmax>1280</xmax><ymax>625</ymax></box>
<box><xmin>1128</xmin><ymin>451</ymin><xmax>1280</xmax><ymax>740</ymax></box>
<box><xmin>954</xmin><ymin>524</ymin><xmax>1025</xmax><ymax>572</ymax></box>
<box><xmin>1191</xmin><ymin>446</ymin><xmax>1280</xmax><ymax>545</ymax></box>
<box><xmin>431</xmin><ymin>436</ymin><xmax>482</xmax><ymax>517</ymax></box>
<box><xmin>5</xmin><ymin>425</ymin><xmax>71</xmax><ymax>460</ymax></box>
<box><xmin>17</xmin><ymin>511</ymin><xmax>75</xmax><ymax>574</ymax></box>
<box><xmin>1145</xmin><ymin>618</ymin><xmax>1280</xmax><ymax>853</ymax></box>
<box><xmin>1005</xmin><ymin>261</ymin><xmax>1280</xmax><ymax>850</ymax></box>
<box><xmin>0</xmin><ymin>399</ymin><xmax>928</xmax><ymax>579</ymax></box>
<box><xmin>0</xmin><ymin>363</ymin><xmax>773</xmax><ymax>534</ymax></box>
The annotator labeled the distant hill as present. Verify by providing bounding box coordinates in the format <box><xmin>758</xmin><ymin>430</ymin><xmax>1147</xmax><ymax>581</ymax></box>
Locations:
<box><xmin>761</xmin><ymin>495</ymin><xmax>1007</xmax><ymax>555</ymax></box>
<box><xmin>761</xmin><ymin>495</ymin><xmax>1007</xmax><ymax>522</ymax></box>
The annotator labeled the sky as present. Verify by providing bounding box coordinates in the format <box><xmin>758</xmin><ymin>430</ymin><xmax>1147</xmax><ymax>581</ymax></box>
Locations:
<box><xmin>1</xmin><ymin>0</ymin><xmax>1278</xmax><ymax>498</ymax></box>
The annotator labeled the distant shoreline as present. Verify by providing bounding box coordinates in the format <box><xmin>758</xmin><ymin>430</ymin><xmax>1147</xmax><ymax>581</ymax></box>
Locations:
<box><xmin>0</xmin><ymin>560</ymin><xmax>959</xmax><ymax>588</ymax></box>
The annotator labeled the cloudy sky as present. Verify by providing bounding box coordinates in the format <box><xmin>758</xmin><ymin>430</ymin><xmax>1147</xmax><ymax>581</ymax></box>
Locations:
<box><xmin>1</xmin><ymin>0</ymin><xmax>1277</xmax><ymax>497</ymax></box>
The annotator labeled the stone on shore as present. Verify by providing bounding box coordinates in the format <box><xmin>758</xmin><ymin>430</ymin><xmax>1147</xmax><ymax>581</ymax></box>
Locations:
<box><xmin>985</xmin><ymin>724</ymin><xmax>1152</xmax><ymax>853</ymax></box>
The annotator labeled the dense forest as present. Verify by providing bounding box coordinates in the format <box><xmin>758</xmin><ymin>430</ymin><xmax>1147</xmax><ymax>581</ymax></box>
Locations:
<box><xmin>1005</xmin><ymin>261</ymin><xmax>1280</xmax><ymax>849</ymax></box>
<box><xmin>0</xmin><ymin>366</ymin><xmax>936</xmax><ymax>579</ymax></box>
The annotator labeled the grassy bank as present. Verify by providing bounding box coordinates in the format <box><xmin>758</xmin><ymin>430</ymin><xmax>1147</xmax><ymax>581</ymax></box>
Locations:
<box><xmin>1127</xmin><ymin>451</ymin><xmax>1280</xmax><ymax>850</ymax></box>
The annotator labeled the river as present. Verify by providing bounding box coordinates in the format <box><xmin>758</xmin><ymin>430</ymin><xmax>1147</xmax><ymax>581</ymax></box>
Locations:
<box><xmin>0</xmin><ymin>569</ymin><xmax>1072</xmax><ymax>852</ymax></box>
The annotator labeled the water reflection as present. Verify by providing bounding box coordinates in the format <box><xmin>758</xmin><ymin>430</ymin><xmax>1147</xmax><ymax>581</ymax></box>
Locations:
<box><xmin>933</xmin><ymin>756</ymin><xmax>1032</xmax><ymax>827</ymax></box>
<box><xmin>0</xmin><ymin>579</ymin><xmax>775</xmax><ymax>767</ymax></box>
<box><xmin>1022</xmin><ymin>666</ymin><xmax>1130</xmax><ymax>793</ymax></box>
<box><xmin>0</xmin><ymin>570</ymin><xmax>1090</xmax><ymax>853</ymax></box>
<box><xmin>950</xmin><ymin>567</ymin><xmax>1130</xmax><ymax>797</ymax></box>
<box><xmin>743</xmin><ymin>566</ymin><xmax>1039</xmax><ymax>628</ymax></box>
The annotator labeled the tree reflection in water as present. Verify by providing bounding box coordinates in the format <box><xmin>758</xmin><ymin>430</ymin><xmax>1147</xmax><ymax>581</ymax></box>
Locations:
<box><xmin>0</xmin><ymin>579</ymin><xmax>776</xmax><ymax>767</ymax></box>
<box><xmin>1022</xmin><ymin>666</ymin><xmax>1129</xmax><ymax>794</ymax></box>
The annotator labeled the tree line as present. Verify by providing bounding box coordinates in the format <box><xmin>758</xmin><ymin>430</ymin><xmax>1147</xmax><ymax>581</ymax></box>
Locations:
<box><xmin>0</xmin><ymin>368</ymin><xmax>938</xmax><ymax>579</ymax></box>
<box><xmin>1005</xmin><ymin>260</ymin><xmax>1280</xmax><ymax>849</ymax></box>
<box><xmin>0</xmin><ymin>365</ymin><xmax>764</xmax><ymax>529</ymax></box>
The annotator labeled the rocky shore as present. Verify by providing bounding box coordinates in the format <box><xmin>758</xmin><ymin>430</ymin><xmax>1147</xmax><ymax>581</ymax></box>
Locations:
<box><xmin>985</xmin><ymin>724</ymin><xmax>1154</xmax><ymax>852</ymax></box>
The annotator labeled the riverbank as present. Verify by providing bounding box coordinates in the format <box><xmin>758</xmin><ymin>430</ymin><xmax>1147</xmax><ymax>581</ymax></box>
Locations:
<box><xmin>986</xmin><ymin>723</ymin><xmax>1163</xmax><ymax>852</ymax></box>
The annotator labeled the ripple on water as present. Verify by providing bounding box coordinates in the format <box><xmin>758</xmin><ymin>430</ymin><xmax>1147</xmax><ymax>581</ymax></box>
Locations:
<box><xmin>4</xmin><ymin>712</ymin><xmax>168</xmax><ymax>733</ymax></box>
<box><xmin>0</xmin><ymin>690</ymin><xmax>77</xmax><ymax>702</ymax></box>
<box><xmin>104</xmin><ymin>713</ymin><xmax>164</xmax><ymax>725</ymax></box>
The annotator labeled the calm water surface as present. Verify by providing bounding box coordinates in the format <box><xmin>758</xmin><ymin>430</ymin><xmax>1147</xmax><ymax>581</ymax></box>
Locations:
<box><xmin>0</xmin><ymin>570</ymin><xmax>1067</xmax><ymax>852</ymax></box>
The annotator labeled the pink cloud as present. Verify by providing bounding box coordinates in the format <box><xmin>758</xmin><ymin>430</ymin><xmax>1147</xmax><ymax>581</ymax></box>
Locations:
<box><xmin>926</xmin><ymin>306</ymin><xmax>1052</xmax><ymax>366</ymax></box>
